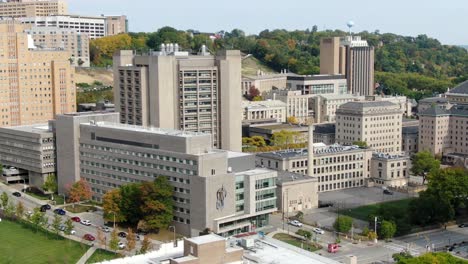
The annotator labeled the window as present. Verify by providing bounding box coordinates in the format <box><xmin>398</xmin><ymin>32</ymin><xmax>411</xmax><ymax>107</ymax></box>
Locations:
<box><xmin>211</xmin><ymin>169</ymin><xmax>215</xmax><ymax>175</ymax></box>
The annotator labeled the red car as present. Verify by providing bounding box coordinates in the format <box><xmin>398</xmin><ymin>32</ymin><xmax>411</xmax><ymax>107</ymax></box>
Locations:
<box><xmin>71</xmin><ymin>217</ymin><xmax>81</xmax><ymax>222</ymax></box>
<box><xmin>83</xmin><ymin>234</ymin><xmax>95</xmax><ymax>241</ymax></box>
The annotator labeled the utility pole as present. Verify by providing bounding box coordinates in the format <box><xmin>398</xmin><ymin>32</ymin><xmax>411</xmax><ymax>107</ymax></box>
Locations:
<box><xmin>286</xmin><ymin>189</ymin><xmax>289</xmax><ymax>234</ymax></box>
<box><xmin>282</xmin><ymin>192</ymin><xmax>285</xmax><ymax>231</ymax></box>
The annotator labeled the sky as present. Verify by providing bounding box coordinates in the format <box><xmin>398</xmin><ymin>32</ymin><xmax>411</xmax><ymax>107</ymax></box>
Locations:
<box><xmin>68</xmin><ymin>0</ymin><xmax>468</xmax><ymax>45</ymax></box>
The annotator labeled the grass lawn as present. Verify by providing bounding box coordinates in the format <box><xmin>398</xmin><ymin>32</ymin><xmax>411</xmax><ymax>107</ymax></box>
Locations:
<box><xmin>25</xmin><ymin>192</ymin><xmax>65</xmax><ymax>205</ymax></box>
<box><xmin>64</xmin><ymin>204</ymin><xmax>98</xmax><ymax>213</ymax></box>
<box><xmin>86</xmin><ymin>249</ymin><xmax>121</xmax><ymax>264</ymax></box>
<box><xmin>0</xmin><ymin>220</ymin><xmax>89</xmax><ymax>264</ymax></box>
<box><xmin>341</xmin><ymin>198</ymin><xmax>414</xmax><ymax>221</ymax></box>
<box><xmin>273</xmin><ymin>233</ymin><xmax>320</xmax><ymax>252</ymax></box>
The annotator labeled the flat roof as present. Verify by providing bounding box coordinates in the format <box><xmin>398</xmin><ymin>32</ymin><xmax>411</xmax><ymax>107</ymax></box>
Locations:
<box><xmin>0</xmin><ymin>124</ymin><xmax>52</xmax><ymax>134</ymax></box>
<box><xmin>258</xmin><ymin>144</ymin><xmax>366</xmax><ymax>159</ymax></box>
<box><xmin>277</xmin><ymin>171</ymin><xmax>316</xmax><ymax>184</ymax></box>
<box><xmin>252</xmin><ymin>123</ymin><xmax>309</xmax><ymax>131</ymax></box>
<box><xmin>287</xmin><ymin>74</ymin><xmax>346</xmax><ymax>81</ymax></box>
<box><xmin>186</xmin><ymin>234</ymin><xmax>225</xmax><ymax>245</ymax></box>
<box><xmin>226</xmin><ymin>151</ymin><xmax>251</xmax><ymax>159</ymax></box>
<box><xmin>82</xmin><ymin>122</ymin><xmax>209</xmax><ymax>138</ymax></box>
<box><xmin>235</xmin><ymin>168</ymin><xmax>274</xmax><ymax>176</ymax></box>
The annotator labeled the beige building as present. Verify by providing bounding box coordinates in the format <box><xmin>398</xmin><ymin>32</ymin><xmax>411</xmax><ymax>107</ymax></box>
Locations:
<box><xmin>417</xmin><ymin>97</ymin><xmax>452</xmax><ymax>113</ymax></box>
<box><xmin>265</xmin><ymin>89</ymin><xmax>313</xmax><ymax>124</ymax></box>
<box><xmin>0</xmin><ymin>20</ymin><xmax>76</xmax><ymax>127</ymax></box>
<box><xmin>0</xmin><ymin>0</ymin><xmax>67</xmax><ymax>18</ymax></box>
<box><xmin>371</xmin><ymin>153</ymin><xmax>410</xmax><ymax>187</ymax></box>
<box><xmin>402</xmin><ymin>126</ymin><xmax>418</xmax><ymax>155</ymax></box>
<box><xmin>311</xmin><ymin>94</ymin><xmax>363</xmax><ymax>123</ymax></box>
<box><xmin>276</xmin><ymin>171</ymin><xmax>318</xmax><ymax>213</ymax></box>
<box><xmin>286</xmin><ymin>74</ymin><xmax>348</xmax><ymax>95</ymax></box>
<box><xmin>170</xmin><ymin>234</ymin><xmax>243</xmax><ymax>264</ymax></box>
<box><xmin>336</xmin><ymin>100</ymin><xmax>403</xmax><ymax>154</ymax></box>
<box><xmin>320</xmin><ymin>36</ymin><xmax>375</xmax><ymax>96</ymax></box>
<box><xmin>242</xmin><ymin>100</ymin><xmax>286</xmax><ymax>123</ymax></box>
<box><xmin>26</xmin><ymin>26</ymin><xmax>90</xmax><ymax>67</ymax></box>
<box><xmin>114</xmin><ymin>46</ymin><xmax>242</xmax><ymax>151</ymax></box>
<box><xmin>105</xmin><ymin>15</ymin><xmax>128</xmax><ymax>36</ymax></box>
<box><xmin>242</xmin><ymin>73</ymin><xmax>287</xmax><ymax>96</ymax></box>
<box><xmin>445</xmin><ymin>80</ymin><xmax>468</xmax><ymax>105</ymax></box>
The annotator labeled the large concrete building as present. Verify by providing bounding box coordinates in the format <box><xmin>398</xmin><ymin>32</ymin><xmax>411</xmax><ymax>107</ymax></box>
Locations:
<box><xmin>113</xmin><ymin>47</ymin><xmax>242</xmax><ymax>151</ymax></box>
<box><xmin>0</xmin><ymin>123</ymin><xmax>55</xmax><ymax>187</ymax></box>
<box><xmin>418</xmin><ymin>104</ymin><xmax>468</xmax><ymax>156</ymax></box>
<box><xmin>56</xmin><ymin>112</ymin><xmax>277</xmax><ymax>237</ymax></box>
<box><xmin>402</xmin><ymin>125</ymin><xmax>418</xmax><ymax>155</ymax></box>
<box><xmin>370</xmin><ymin>153</ymin><xmax>410</xmax><ymax>187</ymax></box>
<box><xmin>241</xmin><ymin>100</ymin><xmax>286</xmax><ymax>123</ymax></box>
<box><xmin>105</xmin><ymin>15</ymin><xmax>128</xmax><ymax>36</ymax></box>
<box><xmin>26</xmin><ymin>26</ymin><xmax>90</xmax><ymax>67</ymax></box>
<box><xmin>335</xmin><ymin>100</ymin><xmax>403</xmax><ymax>154</ymax></box>
<box><xmin>0</xmin><ymin>0</ymin><xmax>67</xmax><ymax>18</ymax></box>
<box><xmin>265</xmin><ymin>90</ymin><xmax>313</xmax><ymax>124</ymax></box>
<box><xmin>310</xmin><ymin>94</ymin><xmax>363</xmax><ymax>123</ymax></box>
<box><xmin>276</xmin><ymin>171</ymin><xmax>318</xmax><ymax>213</ymax></box>
<box><xmin>286</xmin><ymin>74</ymin><xmax>348</xmax><ymax>95</ymax></box>
<box><xmin>320</xmin><ymin>36</ymin><xmax>375</xmax><ymax>96</ymax></box>
<box><xmin>0</xmin><ymin>20</ymin><xmax>76</xmax><ymax>127</ymax></box>
<box><xmin>241</xmin><ymin>73</ymin><xmax>288</xmax><ymax>96</ymax></box>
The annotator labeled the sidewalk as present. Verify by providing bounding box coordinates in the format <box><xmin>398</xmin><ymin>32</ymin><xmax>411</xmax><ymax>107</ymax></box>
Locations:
<box><xmin>76</xmin><ymin>246</ymin><xmax>97</xmax><ymax>264</ymax></box>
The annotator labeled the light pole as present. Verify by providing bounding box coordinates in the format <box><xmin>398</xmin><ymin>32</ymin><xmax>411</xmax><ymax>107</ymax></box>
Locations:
<box><xmin>109</xmin><ymin>211</ymin><xmax>116</xmax><ymax>229</ymax></box>
<box><xmin>169</xmin><ymin>226</ymin><xmax>177</xmax><ymax>247</ymax></box>
<box><xmin>62</xmin><ymin>194</ymin><xmax>66</xmax><ymax>205</ymax></box>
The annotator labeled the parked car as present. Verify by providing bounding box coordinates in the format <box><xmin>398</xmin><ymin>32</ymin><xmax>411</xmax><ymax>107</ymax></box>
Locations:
<box><xmin>288</xmin><ymin>220</ymin><xmax>303</xmax><ymax>227</ymax></box>
<box><xmin>53</xmin><ymin>208</ymin><xmax>66</xmax><ymax>215</ymax></box>
<box><xmin>40</xmin><ymin>206</ymin><xmax>47</xmax><ymax>212</ymax></box>
<box><xmin>83</xmin><ymin>234</ymin><xmax>95</xmax><ymax>241</ymax></box>
<box><xmin>12</xmin><ymin>192</ymin><xmax>21</xmax><ymax>197</ymax></box>
<box><xmin>71</xmin><ymin>217</ymin><xmax>81</xmax><ymax>222</ymax></box>
<box><xmin>118</xmin><ymin>231</ymin><xmax>127</xmax><ymax>238</ymax></box>
<box><xmin>135</xmin><ymin>234</ymin><xmax>141</xmax><ymax>241</ymax></box>
<box><xmin>383</xmin><ymin>189</ymin><xmax>393</xmax><ymax>195</ymax></box>
<box><xmin>101</xmin><ymin>226</ymin><xmax>111</xmax><ymax>233</ymax></box>
<box><xmin>118</xmin><ymin>242</ymin><xmax>126</xmax><ymax>249</ymax></box>
<box><xmin>459</xmin><ymin>223</ymin><xmax>467</xmax><ymax>228</ymax></box>
<box><xmin>80</xmin><ymin>220</ymin><xmax>91</xmax><ymax>226</ymax></box>
<box><xmin>312</xmin><ymin>227</ymin><xmax>325</xmax><ymax>234</ymax></box>
<box><xmin>59</xmin><ymin>225</ymin><xmax>76</xmax><ymax>235</ymax></box>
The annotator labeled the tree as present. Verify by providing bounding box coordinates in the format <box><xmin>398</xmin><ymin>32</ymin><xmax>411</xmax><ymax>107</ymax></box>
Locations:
<box><xmin>15</xmin><ymin>201</ymin><xmax>25</xmax><ymax>219</ymax></box>
<box><xmin>411</xmin><ymin>151</ymin><xmax>440</xmax><ymax>184</ymax></box>
<box><xmin>352</xmin><ymin>141</ymin><xmax>368</xmax><ymax>148</ymax></box>
<box><xmin>140</xmin><ymin>236</ymin><xmax>152</xmax><ymax>254</ymax></box>
<box><xmin>247</xmin><ymin>86</ymin><xmax>261</xmax><ymax>100</ymax></box>
<box><xmin>103</xmin><ymin>189</ymin><xmax>126</xmax><ymax>225</ymax></box>
<box><xmin>109</xmin><ymin>229</ymin><xmax>119</xmax><ymax>251</ymax></box>
<box><xmin>379</xmin><ymin>220</ymin><xmax>397</xmax><ymax>241</ymax></box>
<box><xmin>126</xmin><ymin>228</ymin><xmax>137</xmax><ymax>255</ymax></box>
<box><xmin>97</xmin><ymin>228</ymin><xmax>107</xmax><ymax>250</ymax></box>
<box><xmin>64</xmin><ymin>218</ymin><xmax>74</xmax><ymax>235</ymax></box>
<box><xmin>30</xmin><ymin>208</ymin><xmax>47</xmax><ymax>232</ymax></box>
<box><xmin>43</xmin><ymin>173</ymin><xmax>58</xmax><ymax>193</ymax></box>
<box><xmin>67</xmin><ymin>179</ymin><xmax>92</xmax><ymax>206</ymax></box>
<box><xmin>51</xmin><ymin>214</ymin><xmax>62</xmax><ymax>236</ymax></box>
<box><xmin>119</xmin><ymin>183</ymin><xmax>143</xmax><ymax>225</ymax></box>
<box><xmin>4</xmin><ymin>201</ymin><xmax>15</xmax><ymax>218</ymax></box>
<box><xmin>1</xmin><ymin>191</ymin><xmax>9</xmax><ymax>208</ymax></box>
<box><xmin>333</xmin><ymin>216</ymin><xmax>353</xmax><ymax>233</ymax></box>
<box><xmin>139</xmin><ymin>177</ymin><xmax>174</xmax><ymax>231</ymax></box>
<box><xmin>394</xmin><ymin>252</ymin><xmax>464</xmax><ymax>264</ymax></box>
<box><xmin>296</xmin><ymin>229</ymin><xmax>312</xmax><ymax>240</ymax></box>
<box><xmin>287</xmin><ymin>116</ymin><xmax>299</xmax><ymax>125</ymax></box>
<box><xmin>295</xmin><ymin>211</ymin><xmax>304</xmax><ymax>222</ymax></box>
<box><xmin>367</xmin><ymin>231</ymin><xmax>378</xmax><ymax>241</ymax></box>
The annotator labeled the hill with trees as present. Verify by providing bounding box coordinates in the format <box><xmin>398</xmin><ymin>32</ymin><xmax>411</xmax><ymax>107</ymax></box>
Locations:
<box><xmin>89</xmin><ymin>26</ymin><xmax>468</xmax><ymax>100</ymax></box>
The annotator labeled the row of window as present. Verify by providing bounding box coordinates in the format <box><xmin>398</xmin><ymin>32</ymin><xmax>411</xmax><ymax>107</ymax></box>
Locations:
<box><xmin>319</xmin><ymin>180</ymin><xmax>364</xmax><ymax>192</ymax></box>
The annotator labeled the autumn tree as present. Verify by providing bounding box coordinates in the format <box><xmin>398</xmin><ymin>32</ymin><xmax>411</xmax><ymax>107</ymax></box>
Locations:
<box><xmin>109</xmin><ymin>229</ymin><xmax>119</xmax><ymax>251</ymax></box>
<box><xmin>103</xmin><ymin>189</ymin><xmax>126</xmax><ymax>226</ymax></box>
<box><xmin>287</xmin><ymin>116</ymin><xmax>299</xmax><ymax>125</ymax></box>
<box><xmin>247</xmin><ymin>86</ymin><xmax>261</xmax><ymax>100</ymax></box>
<box><xmin>15</xmin><ymin>201</ymin><xmax>25</xmax><ymax>219</ymax></box>
<box><xmin>67</xmin><ymin>179</ymin><xmax>92</xmax><ymax>206</ymax></box>
<box><xmin>139</xmin><ymin>177</ymin><xmax>173</xmax><ymax>231</ymax></box>
<box><xmin>97</xmin><ymin>228</ymin><xmax>107</xmax><ymax>250</ymax></box>
<box><xmin>126</xmin><ymin>228</ymin><xmax>137</xmax><ymax>255</ymax></box>
<box><xmin>140</xmin><ymin>236</ymin><xmax>152</xmax><ymax>254</ymax></box>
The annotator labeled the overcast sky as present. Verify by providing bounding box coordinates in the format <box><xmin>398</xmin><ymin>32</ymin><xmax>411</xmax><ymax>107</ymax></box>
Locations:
<box><xmin>68</xmin><ymin>0</ymin><xmax>468</xmax><ymax>45</ymax></box>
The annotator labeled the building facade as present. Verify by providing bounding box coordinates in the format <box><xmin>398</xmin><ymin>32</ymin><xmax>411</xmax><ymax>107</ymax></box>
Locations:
<box><xmin>370</xmin><ymin>153</ymin><xmax>410</xmax><ymax>187</ymax></box>
<box><xmin>310</xmin><ymin>94</ymin><xmax>363</xmax><ymax>123</ymax></box>
<box><xmin>26</xmin><ymin>26</ymin><xmax>90</xmax><ymax>67</ymax></box>
<box><xmin>0</xmin><ymin>123</ymin><xmax>55</xmax><ymax>188</ymax></box>
<box><xmin>402</xmin><ymin>126</ymin><xmax>418</xmax><ymax>155</ymax></box>
<box><xmin>241</xmin><ymin>100</ymin><xmax>286</xmax><ymax>123</ymax></box>
<box><xmin>20</xmin><ymin>15</ymin><xmax>106</xmax><ymax>39</ymax></box>
<box><xmin>276</xmin><ymin>171</ymin><xmax>318</xmax><ymax>213</ymax></box>
<box><xmin>113</xmin><ymin>47</ymin><xmax>242</xmax><ymax>151</ymax></box>
<box><xmin>0</xmin><ymin>20</ymin><xmax>76</xmax><ymax>127</ymax></box>
<box><xmin>265</xmin><ymin>90</ymin><xmax>312</xmax><ymax>124</ymax></box>
<box><xmin>313</xmin><ymin>123</ymin><xmax>336</xmax><ymax>145</ymax></box>
<box><xmin>56</xmin><ymin>112</ymin><xmax>277</xmax><ymax>237</ymax></box>
<box><xmin>417</xmin><ymin>97</ymin><xmax>452</xmax><ymax>114</ymax></box>
<box><xmin>105</xmin><ymin>15</ymin><xmax>128</xmax><ymax>36</ymax></box>
<box><xmin>286</xmin><ymin>74</ymin><xmax>348</xmax><ymax>95</ymax></box>
<box><xmin>335</xmin><ymin>100</ymin><xmax>403</xmax><ymax>154</ymax></box>
<box><xmin>445</xmin><ymin>80</ymin><xmax>468</xmax><ymax>105</ymax></box>
<box><xmin>0</xmin><ymin>0</ymin><xmax>67</xmax><ymax>18</ymax></box>
<box><xmin>241</xmin><ymin>74</ymin><xmax>287</xmax><ymax>96</ymax></box>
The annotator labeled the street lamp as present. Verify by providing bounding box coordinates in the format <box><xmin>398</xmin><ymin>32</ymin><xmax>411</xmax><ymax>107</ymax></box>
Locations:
<box><xmin>169</xmin><ymin>226</ymin><xmax>177</xmax><ymax>247</ymax></box>
<box><xmin>109</xmin><ymin>211</ymin><xmax>116</xmax><ymax>229</ymax></box>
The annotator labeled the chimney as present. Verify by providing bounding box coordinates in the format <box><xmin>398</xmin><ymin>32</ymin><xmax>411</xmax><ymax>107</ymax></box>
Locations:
<box><xmin>307</xmin><ymin>125</ymin><xmax>314</xmax><ymax>177</ymax></box>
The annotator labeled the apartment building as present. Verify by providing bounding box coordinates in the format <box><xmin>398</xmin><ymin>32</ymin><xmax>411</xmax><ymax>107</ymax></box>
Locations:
<box><xmin>0</xmin><ymin>123</ymin><xmax>55</xmax><ymax>187</ymax></box>
<box><xmin>264</xmin><ymin>90</ymin><xmax>312</xmax><ymax>124</ymax></box>
<box><xmin>241</xmin><ymin>100</ymin><xmax>286</xmax><ymax>123</ymax></box>
<box><xmin>20</xmin><ymin>15</ymin><xmax>106</xmax><ymax>39</ymax></box>
<box><xmin>320</xmin><ymin>36</ymin><xmax>375</xmax><ymax>96</ymax></box>
<box><xmin>26</xmin><ymin>26</ymin><xmax>90</xmax><ymax>67</ymax></box>
<box><xmin>310</xmin><ymin>94</ymin><xmax>363</xmax><ymax>123</ymax></box>
<box><xmin>113</xmin><ymin>47</ymin><xmax>242</xmax><ymax>151</ymax></box>
<box><xmin>56</xmin><ymin>112</ymin><xmax>277</xmax><ymax>237</ymax></box>
<box><xmin>335</xmin><ymin>100</ymin><xmax>403</xmax><ymax>154</ymax></box>
<box><xmin>286</xmin><ymin>74</ymin><xmax>348</xmax><ymax>95</ymax></box>
<box><xmin>105</xmin><ymin>15</ymin><xmax>128</xmax><ymax>36</ymax></box>
<box><xmin>418</xmin><ymin>104</ymin><xmax>468</xmax><ymax>156</ymax></box>
<box><xmin>0</xmin><ymin>0</ymin><xmax>67</xmax><ymax>18</ymax></box>
<box><xmin>0</xmin><ymin>20</ymin><xmax>76</xmax><ymax>127</ymax></box>
<box><xmin>371</xmin><ymin>153</ymin><xmax>410</xmax><ymax>187</ymax></box>
<box><xmin>256</xmin><ymin>144</ymin><xmax>373</xmax><ymax>193</ymax></box>
<box><xmin>241</xmin><ymin>73</ymin><xmax>288</xmax><ymax>96</ymax></box>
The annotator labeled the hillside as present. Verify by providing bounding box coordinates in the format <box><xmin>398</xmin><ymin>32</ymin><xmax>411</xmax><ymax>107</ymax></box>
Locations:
<box><xmin>242</xmin><ymin>55</ymin><xmax>277</xmax><ymax>77</ymax></box>
<box><xmin>75</xmin><ymin>67</ymin><xmax>114</xmax><ymax>86</ymax></box>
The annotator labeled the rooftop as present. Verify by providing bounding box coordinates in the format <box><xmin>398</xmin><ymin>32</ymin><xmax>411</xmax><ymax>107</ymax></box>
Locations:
<box><xmin>257</xmin><ymin>144</ymin><xmax>365</xmax><ymax>160</ymax></box>
<box><xmin>287</xmin><ymin>74</ymin><xmax>346</xmax><ymax>81</ymax></box>
<box><xmin>447</xmin><ymin>80</ymin><xmax>468</xmax><ymax>95</ymax></box>
<box><xmin>242</xmin><ymin>100</ymin><xmax>287</xmax><ymax>109</ymax></box>
<box><xmin>0</xmin><ymin>123</ymin><xmax>52</xmax><ymax>134</ymax></box>
<box><xmin>251</xmin><ymin>123</ymin><xmax>309</xmax><ymax>132</ymax></box>
<box><xmin>419</xmin><ymin>96</ymin><xmax>450</xmax><ymax>104</ymax></box>
<box><xmin>234</xmin><ymin>168</ymin><xmax>275</xmax><ymax>176</ymax></box>
<box><xmin>186</xmin><ymin>234</ymin><xmax>225</xmax><ymax>245</ymax></box>
<box><xmin>338</xmin><ymin>100</ymin><xmax>400</xmax><ymax>111</ymax></box>
<box><xmin>419</xmin><ymin>105</ymin><xmax>451</xmax><ymax>116</ymax></box>
<box><xmin>450</xmin><ymin>105</ymin><xmax>468</xmax><ymax>117</ymax></box>
<box><xmin>314</xmin><ymin>123</ymin><xmax>335</xmax><ymax>134</ymax></box>
<box><xmin>372</xmin><ymin>152</ymin><xmax>409</xmax><ymax>160</ymax></box>
<box><xmin>318</xmin><ymin>94</ymin><xmax>361</xmax><ymax>100</ymax></box>
<box><xmin>277</xmin><ymin>171</ymin><xmax>316</xmax><ymax>184</ymax></box>
<box><xmin>82</xmin><ymin>121</ymin><xmax>210</xmax><ymax>138</ymax></box>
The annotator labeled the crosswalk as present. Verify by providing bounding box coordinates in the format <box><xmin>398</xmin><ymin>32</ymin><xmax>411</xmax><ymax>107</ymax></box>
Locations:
<box><xmin>382</xmin><ymin>242</ymin><xmax>420</xmax><ymax>256</ymax></box>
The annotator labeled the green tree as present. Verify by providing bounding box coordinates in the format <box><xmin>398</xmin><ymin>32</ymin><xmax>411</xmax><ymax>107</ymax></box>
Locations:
<box><xmin>333</xmin><ymin>216</ymin><xmax>353</xmax><ymax>233</ymax></box>
<box><xmin>30</xmin><ymin>208</ymin><xmax>47</xmax><ymax>232</ymax></box>
<box><xmin>103</xmin><ymin>189</ymin><xmax>126</xmax><ymax>225</ymax></box>
<box><xmin>379</xmin><ymin>220</ymin><xmax>397</xmax><ymax>241</ymax></box>
<box><xmin>394</xmin><ymin>252</ymin><xmax>467</xmax><ymax>264</ymax></box>
<box><xmin>4</xmin><ymin>201</ymin><xmax>16</xmax><ymax>218</ymax></box>
<box><xmin>140</xmin><ymin>236</ymin><xmax>152</xmax><ymax>254</ymax></box>
<box><xmin>411</xmin><ymin>151</ymin><xmax>440</xmax><ymax>184</ymax></box>
<box><xmin>64</xmin><ymin>218</ymin><xmax>74</xmax><ymax>235</ymax></box>
<box><xmin>109</xmin><ymin>229</ymin><xmax>119</xmax><ymax>251</ymax></box>
<box><xmin>352</xmin><ymin>141</ymin><xmax>368</xmax><ymax>148</ymax></box>
<box><xmin>139</xmin><ymin>177</ymin><xmax>174</xmax><ymax>231</ymax></box>
<box><xmin>51</xmin><ymin>214</ymin><xmax>63</xmax><ymax>236</ymax></box>
<box><xmin>296</xmin><ymin>229</ymin><xmax>312</xmax><ymax>240</ymax></box>
<box><xmin>1</xmin><ymin>191</ymin><xmax>9</xmax><ymax>208</ymax></box>
<box><xmin>42</xmin><ymin>173</ymin><xmax>58</xmax><ymax>193</ymax></box>
<box><xmin>119</xmin><ymin>183</ymin><xmax>143</xmax><ymax>225</ymax></box>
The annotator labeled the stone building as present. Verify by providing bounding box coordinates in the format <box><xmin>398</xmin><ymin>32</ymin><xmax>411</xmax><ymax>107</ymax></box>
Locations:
<box><xmin>371</xmin><ymin>153</ymin><xmax>410</xmax><ymax>187</ymax></box>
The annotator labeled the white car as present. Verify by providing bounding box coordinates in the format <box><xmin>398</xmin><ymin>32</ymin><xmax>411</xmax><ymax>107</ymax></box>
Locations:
<box><xmin>118</xmin><ymin>242</ymin><xmax>126</xmax><ymax>249</ymax></box>
<box><xmin>59</xmin><ymin>225</ymin><xmax>76</xmax><ymax>235</ymax></box>
<box><xmin>80</xmin><ymin>220</ymin><xmax>91</xmax><ymax>226</ymax></box>
<box><xmin>288</xmin><ymin>220</ymin><xmax>303</xmax><ymax>227</ymax></box>
<box><xmin>312</xmin><ymin>227</ymin><xmax>325</xmax><ymax>234</ymax></box>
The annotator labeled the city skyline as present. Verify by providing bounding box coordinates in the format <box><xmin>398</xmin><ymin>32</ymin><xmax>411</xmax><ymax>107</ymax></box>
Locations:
<box><xmin>68</xmin><ymin>0</ymin><xmax>468</xmax><ymax>45</ymax></box>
